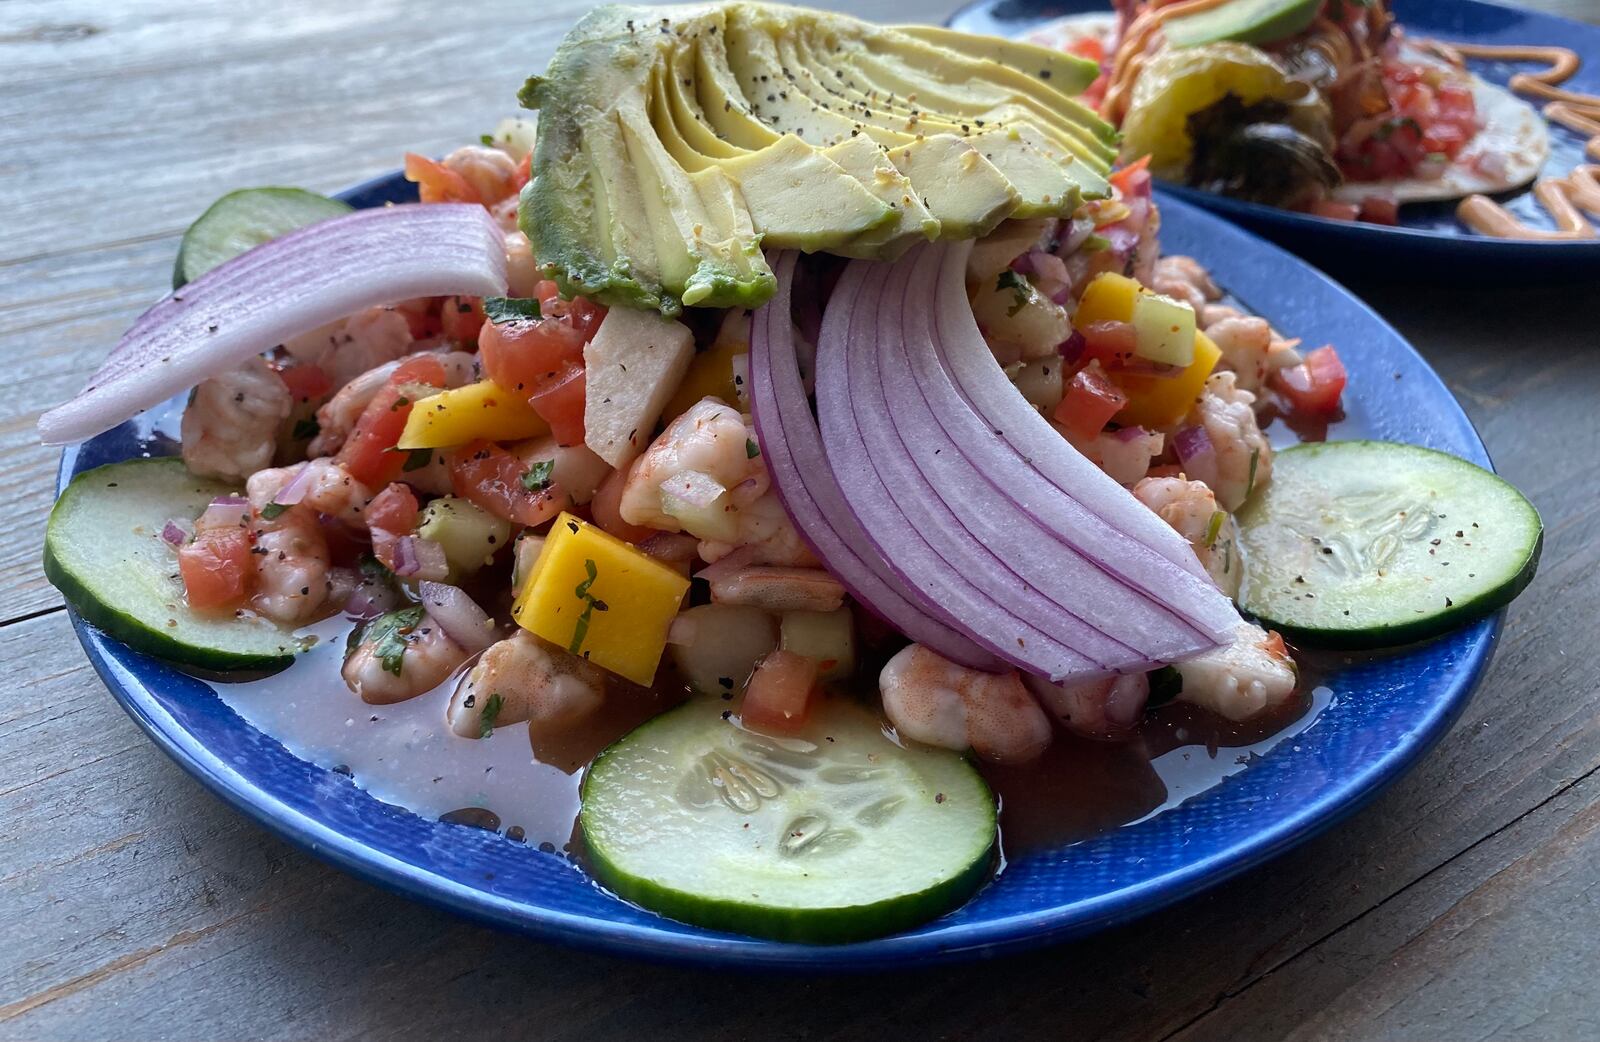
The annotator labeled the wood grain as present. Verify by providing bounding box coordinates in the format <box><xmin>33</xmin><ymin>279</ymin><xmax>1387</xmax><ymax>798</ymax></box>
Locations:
<box><xmin>3</xmin><ymin>1</ymin><xmax>1598</xmax><ymax>1039</ymax></box>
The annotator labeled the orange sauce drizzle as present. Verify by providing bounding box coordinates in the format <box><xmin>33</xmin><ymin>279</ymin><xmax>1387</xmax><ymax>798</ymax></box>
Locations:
<box><xmin>1103</xmin><ymin>0</ymin><xmax>1235</xmax><ymax>123</ymax></box>
<box><xmin>1425</xmin><ymin>41</ymin><xmax>1600</xmax><ymax>239</ymax></box>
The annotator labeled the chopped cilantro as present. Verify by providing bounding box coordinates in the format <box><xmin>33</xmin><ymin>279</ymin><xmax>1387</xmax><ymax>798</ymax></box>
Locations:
<box><xmin>568</xmin><ymin>559</ymin><xmax>606</xmax><ymax>656</ymax></box>
<box><xmin>480</xmin><ymin>132</ymin><xmax>495</xmax><ymax>146</ymax></box>
<box><xmin>1081</xmin><ymin>234</ymin><xmax>1111</xmax><ymax>253</ymax></box>
<box><xmin>484</xmin><ymin>296</ymin><xmax>543</xmax><ymax>325</ymax></box>
<box><xmin>351</xmin><ymin>605</ymin><xmax>425</xmax><ymax>676</ymax></box>
<box><xmin>521</xmin><ymin>459</ymin><xmax>555</xmax><ymax>491</ymax></box>
<box><xmin>996</xmin><ymin>270</ymin><xmax>1030</xmax><ymax>317</ymax></box>
<box><xmin>1147</xmin><ymin>666</ymin><xmax>1183</xmax><ymax>708</ymax></box>
<box><xmin>479</xmin><ymin>692</ymin><xmax>505</xmax><ymax>738</ymax></box>
<box><xmin>291</xmin><ymin>417</ymin><xmax>321</xmax><ymax>441</ymax></box>
<box><xmin>259</xmin><ymin>502</ymin><xmax>289</xmax><ymax>520</ymax></box>
<box><xmin>745</xmin><ymin>438</ymin><xmax>760</xmax><ymax>459</ymax></box>
<box><xmin>358</xmin><ymin>553</ymin><xmax>397</xmax><ymax>587</ymax></box>
<box><xmin>401</xmin><ymin>447</ymin><xmax>433</xmax><ymax>472</ymax></box>
<box><xmin>1204</xmin><ymin>510</ymin><xmax>1226</xmax><ymax>548</ymax></box>
<box><xmin>1247</xmin><ymin>447</ymin><xmax>1260</xmax><ymax>498</ymax></box>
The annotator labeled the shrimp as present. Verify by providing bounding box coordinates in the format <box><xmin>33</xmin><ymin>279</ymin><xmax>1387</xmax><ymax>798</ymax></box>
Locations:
<box><xmin>441</xmin><ymin>145</ymin><xmax>521</xmax><ymax>211</ymax></box>
<box><xmin>619</xmin><ymin>398</ymin><xmax>768</xmax><ymax>531</ymax></box>
<box><xmin>342</xmin><ymin>610</ymin><xmax>470</xmax><ymax>705</ymax></box>
<box><xmin>707</xmin><ymin>566</ymin><xmax>845</xmax><ymax>613</ymax></box>
<box><xmin>1187</xmin><ymin>372</ymin><xmax>1272</xmax><ymax>511</ymax></box>
<box><xmin>879</xmin><ymin>644</ymin><xmax>1053</xmax><ymax>763</ymax></box>
<box><xmin>245</xmin><ymin>458</ymin><xmax>374</xmax><ymax>526</ymax></box>
<box><xmin>505</xmin><ymin>231</ymin><xmax>543</xmax><ymax>298</ymax></box>
<box><xmin>1061</xmin><ymin>426</ymin><xmax>1166</xmax><ymax>486</ymax></box>
<box><xmin>697</xmin><ymin>490</ymin><xmax>818</xmax><ymax>567</ymax></box>
<box><xmin>180</xmin><ymin>356</ymin><xmax>293</xmax><ymax>482</ymax></box>
<box><xmin>309</xmin><ymin>350</ymin><xmax>477</xmax><ymax>457</ymax></box>
<box><xmin>1133</xmin><ymin>476</ymin><xmax>1242</xmax><ymax>598</ymax></box>
<box><xmin>1149</xmin><ymin>255</ymin><xmax>1221</xmax><ymax>309</ymax></box>
<box><xmin>446</xmin><ymin>631</ymin><xmax>605</xmax><ymax>738</ymax></box>
<box><xmin>283</xmin><ymin>306</ymin><xmax>416</xmax><ymax>391</ymax></box>
<box><xmin>1204</xmin><ymin>316</ymin><xmax>1303</xmax><ymax>394</ymax></box>
<box><xmin>250</xmin><ymin>510</ymin><xmax>331</xmax><ymax>625</ymax></box>
<box><xmin>1173</xmin><ymin>621</ymin><xmax>1297</xmax><ymax>722</ymax></box>
<box><xmin>1026</xmin><ymin>672</ymin><xmax>1150</xmax><ymax>742</ymax></box>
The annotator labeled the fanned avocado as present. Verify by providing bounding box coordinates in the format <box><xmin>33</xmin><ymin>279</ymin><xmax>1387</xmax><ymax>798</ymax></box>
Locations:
<box><xmin>1163</xmin><ymin>0</ymin><xmax>1324</xmax><ymax>47</ymax></box>
<box><xmin>520</xmin><ymin>2</ymin><xmax>1119</xmax><ymax>312</ymax></box>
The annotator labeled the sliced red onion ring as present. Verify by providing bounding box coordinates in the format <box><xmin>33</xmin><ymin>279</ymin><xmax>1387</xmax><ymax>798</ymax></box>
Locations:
<box><xmin>1173</xmin><ymin>424</ymin><xmax>1213</xmax><ymax>462</ymax></box>
<box><xmin>390</xmin><ymin>535</ymin><xmax>450</xmax><ymax>581</ymax></box>
<box><xmin>344</xmin><ymin>574</ymin><xmax>403</xmax><ymax>620</ymax></box>
<box><xmin>748</xmin><ymin>253</ymin><xmax>998</xmax><ymax>671</ymax></box>
<box><xmin>1112</xmin><ymin>424</ymin><xmax>1150</xmax><ymax>443</ymax></box>
<box><xmin>272</xmin><ymin>462</ymin><xmax>314</xmax><ymax>506</ymax></box>
<box><xmin>37</xmin><ymin>204</ymin><xmax>507</xmax><ymax>445</ymax></box>
<box><xmin>197</xmin><ymin>496</ymin><xmax>251</xmax><ymax>531</ymax></box>
<box><xmin>161</xmin><ymin>520</ymin><xmax>192</xmax><ymax>547</ymax></box>
<box><xmin>418</xmin><ymin>581</ymin><xmax>497</xmax><ymax>652</ymax></box>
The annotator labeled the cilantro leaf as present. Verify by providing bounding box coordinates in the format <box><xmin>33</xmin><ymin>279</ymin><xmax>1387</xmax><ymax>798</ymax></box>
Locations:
<box><xmin>259</xmin><ymin>502</ymin><xmax>289</xmax><ymax>521</ymax></box>
<box><xmin>996</xmin><ymin>270</ymin><xmax>1030</xmax><ymax>317</ymax></box>
<box><xmin>745</xmin><ymin>438</ymin><xmax>760</xmax><ymax>459</ymax></box>
<box><xmin>401</xmin><ymin>447</ymin><xmax>434</xmax><ymax>472</ymax></box>
<box><xmin>349</xmin><ymin>605</ymin><xmax>425</xmax><ymax>676</ymax></box>
<box><xmin>568</xmin><ymin>559</ymin><xmax>602</xmax><ymax>656</ymax></box>
<box><xmin>1081</xmin><ymin>234</ymin><xmax>1111</xmax><ymax>253</ymax></box>
<box><xmin>484</xmin><ymin>296</ymin><xmax>543</xmax><ymax>325</ymax></box>
<box><xmin>521</xmin><ymin>459</ymin><xmax>555</xmax><ymax>491</ymax></box>
<box><xmin>479</xmin><ymin>692</ymin><xmax>505</xmax><ymax>738</ymax></box>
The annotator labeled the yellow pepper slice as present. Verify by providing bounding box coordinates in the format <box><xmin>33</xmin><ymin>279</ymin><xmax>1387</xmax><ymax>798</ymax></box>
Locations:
<box><xmin>1073</xmin><ymin>272</ymin><xmax>1219</xmax><ymax>430</ymax></box>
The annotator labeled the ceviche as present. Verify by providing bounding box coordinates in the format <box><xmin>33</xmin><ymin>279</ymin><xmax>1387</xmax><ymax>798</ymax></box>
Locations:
<box><xmin>1029</xmin><ymin>0</ymin><xmax>1600</xmax><ymax>234</ymax></box>
<box><xmin>39</xmin><ymin>2</ymin><xmax>1541</xmax><ymax>943</ymax></box>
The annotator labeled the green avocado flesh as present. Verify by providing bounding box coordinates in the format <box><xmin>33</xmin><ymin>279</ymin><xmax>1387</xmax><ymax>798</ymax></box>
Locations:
<box><xmin>521</xmin><ymin>2</ymin><xmax>1114</xmax><ymax>313</ymax></box>
<box><xmin>580</xmin><ymin>697</ymin><xmax>996</xmax><ymax>943</ymax></box>
<box><xmin>1163</xmin><ymin>0</ymin><xmax>1324</xmax><ymax>48</ymax></box>
<box><xmin>44</xmin><ymin>459</ymin><xmax>301</xmax><ymax>672</ymax></box>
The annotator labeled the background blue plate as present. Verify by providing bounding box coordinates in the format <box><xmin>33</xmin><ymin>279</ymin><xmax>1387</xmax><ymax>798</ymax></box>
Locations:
<box><xmin>947</xmin><ymin>0</ymin><xmax>1600</xmax><ymax>282</ymax></box>
<box><xmin>58</xmin><ymin>172</ymin><xmax>1500</xmax><ymax>970</ymax></box>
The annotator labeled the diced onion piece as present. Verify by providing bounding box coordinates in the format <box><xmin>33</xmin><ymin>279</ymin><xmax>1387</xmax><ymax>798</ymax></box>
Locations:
<box><xmin>391</xmin><ymin>535</ymin><xmax>450</xmax><ymax>581</ymax></box>
<box><xmin>38</xmin><ymin>204</ymin><xmax>508</xmax><ymax>445</ymax></box>
<box><xmin>418</xmin><ymin>580</ymin><xmax>497</xmax><ymax>652</ymax></box>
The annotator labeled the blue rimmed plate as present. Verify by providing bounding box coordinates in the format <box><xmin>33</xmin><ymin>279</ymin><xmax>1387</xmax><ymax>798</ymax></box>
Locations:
<box><xmin>947</xmin><ymin>0</ymin><xmax>1600</xmax><ymax>281</ymax></box>
<box><xmin>57</xmin><ymin>171</ymin><xmax>1500</xmax><ymax>969</ymax></box>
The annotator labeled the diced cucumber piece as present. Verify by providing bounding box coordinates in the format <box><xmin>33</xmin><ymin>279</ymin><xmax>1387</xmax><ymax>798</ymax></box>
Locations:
<box><xmin>1237</xmin><ymin>441</ymin><xmax>1542</xmax><ymax>647</ymax></box>
<box><xmin>43</xmin><ymin>459</ymin><xmax>301</xmax><ymax>671</ymax></box>
<box><xmin>174</xmin><ymin>187</ymin><xmax>353</xmax><ymax>287</ymax></box>
<box><xmin>779</xmin><ymin>609</ymin><xmax>856</xmax><ymax>681</ymax></box>
<box><xmin>1130</xmin><ymin>291</ymin><xmax>1196</xmax><ymax>367</ymax></box>
<box><xmin>669</xmin><ymin>604</ymin><xmax>777</xmax><ymax>696</ymax></box>
<box><xmin>415</xmin><ymin>496</ymin><xmax>511</xmax><ymax>580</ymax></box>
<box><xmin>581</xmin><ymin>698</ymin><xmax>995</xmax><ymax>943</ymax></box>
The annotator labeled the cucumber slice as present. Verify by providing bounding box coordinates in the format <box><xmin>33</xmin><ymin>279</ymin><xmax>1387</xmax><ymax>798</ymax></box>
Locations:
<box><xmin>1237</xmin><ymin>441</ymin><xmax>1541</xmax><ymax>647</ymax></box>
<box><xmin>580</xmin><ymin>698</ymin><xmax>996</xmax><ymax>943</ymax></box>
<box><xmin>173</xmin><ymin>188</ymin><xmax>353</xmax><ymax>288</ymax></box>
<box><xmin>44</xmin><ymin>458</ymin><xmax>302</xmax><ymax>671</ymax></box>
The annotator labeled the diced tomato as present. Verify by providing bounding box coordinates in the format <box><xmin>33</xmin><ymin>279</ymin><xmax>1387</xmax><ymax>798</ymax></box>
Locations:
<box><xmin>1055</xmin><ymin>362</ymin><xmax>1128</xmax><ymax>440</ymax></box>
<box><xmin>337</xmin><ymin>355</ymin><xmax>447</xmax><ymax>486</ymax></box>
<box><xmin>740</xmin><ymin>650</ymin><xmax>819</xmax><ymax>735</ymax></box>
<box><xmin>440</xmin><ymin>296</ymin><xmax>486</xmax><ymax>345</ymax></box>
<box><xmin>403</xmin><ymin>153</ymin><xmax>481</xmax><ymax>205</ymax></box>
<box><xmin>589</xmin><ymin>467</ymin><xmax>656</xmax><ymax>544</ymax></box>
<box><xmin>394</xmin><ymin>298</ymin><xmax>443</xmax><ymax>340</ymax></box>
<box><xmin>1078</xmin><ymin>320</ymin><xmax>1140</xmax><ymax>369</ymax></box>
<box><xmin>1358</xmin><ymin>196</ymin><xmax>1400</xmax><ymax>225</ymax></box>
<box><xmin>179</xmin><ymin>528</ymin><xmax>254</xmax><ymax>610</ymax></box>
<box><xmin>529</xmin><ymin>364</ymin><xmax>586</xmax><ymax>446</ymax></box>
<box><xmin>365</xmin><ymin>482</ymin><xmax>420</xmax><ymax>535</ymax></box>
<box><xmin>532</xmin><ymin>279</ymin><xmax>607</xmax><ymax>339</ymax></box>
<box><xmin>513</xmin><ymin>152</ymin><xmax>533</xmax><ymax>191</ymax></box>
<box><xmin>1109</xmin><ymin>155</ymin><xmax>1152</xmax><ymax>198</ymax></box>
<box><xmin>1273</xmin><ymin>345</ymin><xmax>1347</xmax><ymax>417</ymax></box>
<box><xmin>275</xmin><ymin>362</ymin><xmax>331</xmax><ymax>403</ymax></box>
<box><xmin>1308</xmin><ymin>199</ymin><xmax>1360</xmax><ymax>222</ymax></box>
<box><xmin>448</xmin><ymin>439</ymin><xmax>565</xmax><ymax>527</ymax></box>
<box><xmin>479</xmin><ymin>314</ymin><xmax>588</xmax><ymax>396</ymax></box>
<box><xmin>1065</xmin><ymin>36</ymin><xmax>1104</xmax><ymax>63</ymax></box>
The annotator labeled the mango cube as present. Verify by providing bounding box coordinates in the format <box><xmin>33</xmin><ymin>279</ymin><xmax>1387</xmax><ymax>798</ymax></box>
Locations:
<box><xmin>397</xmin><ymin>380</ymin><xmax>549</xmax><ymax>450</ymax></box>
<box><xmin>512</xmin><ymin>512</ymin><xmax>689</xmax><ymax>685</ymax></box>
<box><xmin>662</xmin><ymin>337</ymin><xmax>747</xmax><ymax>422</ymax></box>
<box><xmin>1074</xmin><ymin>271</ymin><xmax>1143</xmax><ymax>326</ymax></box>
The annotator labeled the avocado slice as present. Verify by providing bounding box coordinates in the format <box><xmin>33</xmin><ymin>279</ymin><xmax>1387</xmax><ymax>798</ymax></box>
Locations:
<box><xmin>1164</xmin><ymin>0</ymin><xmax>1324</xmax><ymax>47</ymax></box>
<box><xmin>520</xmin><ymin>3</ymin><xmax>1120</xmax><ymax>311</ymax></box>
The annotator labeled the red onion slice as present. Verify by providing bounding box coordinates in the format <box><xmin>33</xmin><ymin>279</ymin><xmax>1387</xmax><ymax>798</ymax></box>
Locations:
<box><xmin>38</xmin><ymin>204</ymin><xmax>507</xmax><ymax>445</ymax></box>
<box><xmin>748</xmin><ymin>254</ymin><xmax>998</xmax><ymax>671</ymax></box>
<box><xmin>390</xmin><ymin>535</ymin><xmax>450</xmax><ymax>581</ymax></box>
<box><xmin>161</xmin><ymin>520</ymin><xmax>192</xmax><ymax>547</ymax></box>
<box><xmin>418</xmin><ymin>581</ymin><xmax>497</xmax><ymax>652</ymax></box>
<box><xmin>271</xmin><ymin>462</ymin><xmax>314</xmax><ymax>506</ymax></box>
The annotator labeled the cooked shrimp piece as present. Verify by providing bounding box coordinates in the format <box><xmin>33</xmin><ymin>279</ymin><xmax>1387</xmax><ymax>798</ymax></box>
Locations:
<box><xmin>286</xmin><ymin>306</ymin><xmax>416</xmax><ymax>391</ymax></box>
<box><xmin>1149</xmin><ymin>255</ymin><xmax>1220</xmax><ymax>308</ymax></box>
<box><xmin>1188</xmin><ymin>372</ymin><xmax>1272</xmax><ymax>511</ymax></box>
<box><xmin>1133</xmin><ymin>476</ymin><xmax>1242</xmax><ymax>598</ymax></box>
<box><xmin>342</xmin><ymin>611</ymin><xmax>470</xmax><ymax>705</ymax></box>
<box><xmin>707</xmin><ymin>567</ymin><xmax>845</xmax><ymax>613</ymax></box>
<box><xmin>619</xmin><ymin>398</ymin><xmax>768</xmax><ymax>532</ymax></box>
<box><xmin>446</xmin><ymin>631</ymin><xmax>605</xmax><ymax>738</ymax></box>
<box><xmin>1062</xmin><ymin>426</ymin><xmax>1166</xmax><ymax>486</ymax></box>
<box><xmin>1027</xmin><ymin>673</ymin><xmax>1150</xmax><ymax>742</ymax></box>
<box><xmin>880</xmin><ymin>644</ymin><xmax>1052</xmax><ymax>763</ymax></box>
<box><xmin>245</xmin><ymin>458</ymin><xmax>374</xmax><ymax>526</ymax></box>
<box><xmin>180</xmin><ymin>356</ymin><xmax>293</xmax><ymax>482</ymax></box>
<box><xmin>697</xmin><ymin>491</ymin><xmax>819</xmax><ymax>567</ymax></box>
<box><xmin>1199</xmin><ymin>303</ymin><xmax>1242</xmax><ymax>327</ymax></box>
<box><xmin>1173</xmin><ymin>622</ymin><xmax>1297</xmax><ymax>722</ymax></box>
<box><xmin>309</xmin><ymin>350</ymin><xmax>476</xmax><ymax>457</ymax></box>
<box><xmin>441</xmin><ymin>145</ymin><xmax>521</xmax><ymax>210</ymax></box>
<box><xmin>251</xmin><ymin>510</ymin><xmax>331</xmax><ymax>624</ymax></box>
<box><xmin>1204</xmin><ymin>316</ymin><xmax>1303</xmax><ymax>394</ymax></box>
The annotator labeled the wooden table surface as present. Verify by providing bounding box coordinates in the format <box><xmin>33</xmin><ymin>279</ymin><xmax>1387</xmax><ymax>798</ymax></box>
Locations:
<box><xmin>3</xmin><ymin>1</ymin><xmax>1598</xmax><ymax>1038</ymax></box>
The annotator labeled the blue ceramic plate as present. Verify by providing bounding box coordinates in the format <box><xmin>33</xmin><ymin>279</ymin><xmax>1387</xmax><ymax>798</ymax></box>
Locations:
<box><xmin>947</xmin><ymin>0</ymin><xmax>1600</xmax><ymax>280</ymax></box>
<box><xmin>58</xmin><ymin>172</ymin><xmax>1500</xmax><ymax>970</ymax></box>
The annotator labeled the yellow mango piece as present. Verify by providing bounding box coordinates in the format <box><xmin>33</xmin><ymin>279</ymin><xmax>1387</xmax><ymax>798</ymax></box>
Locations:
<box><xmin>1072</xmin><ymin>272</ymin><xmax>1218</xmax><ymax>429</ymax></box>
<box><xmin>512</xmin><ymin>512</ymin><xmax>690</xmax><ymax>685</ymax></box>
<box><xmin>1115</xmin><ymin>331</ymin><xmax>1221</xmax><ymax>430</ymax></box>
<box><xmin>1074</xmin><ymin>271</ymin><xmax>1142</xmax><ymax>326</ymax></box>
<box><xmin>397</xmin><ymin>380</ymin><xmax>549</xmax><ymax>450</ymax></box>
<box><xmin>663</xmin><ymin>338</ymin><xmax>746</xmax><ymax>421</ymax></box>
